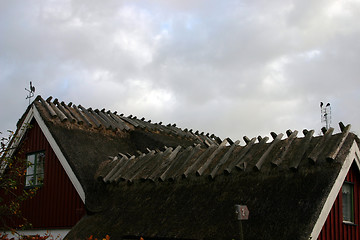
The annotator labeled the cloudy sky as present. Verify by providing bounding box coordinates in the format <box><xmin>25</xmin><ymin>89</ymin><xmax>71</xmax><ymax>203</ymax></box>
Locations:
<box><xmin>1</xmin><ymin>0</ymin><xmax>360</xmax><ymax>142</ymax></box>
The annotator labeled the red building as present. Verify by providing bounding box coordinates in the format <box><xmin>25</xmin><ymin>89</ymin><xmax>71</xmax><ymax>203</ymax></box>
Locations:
<box><xmin>2</xmin><ymin>114</ymin><xmax>86</xmax><ymax>238</ymax></box>
<box><xmin>317</xmin><ymin>160</ymin><xmax>360</xmax><ymax>240</ymax></box>
<box><xmin>2</xmin><ymin>95</ymin><xmax>360</xmax><ymax>240</ymax></box>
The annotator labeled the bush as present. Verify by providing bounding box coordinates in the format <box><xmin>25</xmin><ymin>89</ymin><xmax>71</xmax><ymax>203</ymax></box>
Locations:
<box><xmin>0</xmin><ymin>129</ymin><xmax>38</xmax><ymax>231</ymax></box>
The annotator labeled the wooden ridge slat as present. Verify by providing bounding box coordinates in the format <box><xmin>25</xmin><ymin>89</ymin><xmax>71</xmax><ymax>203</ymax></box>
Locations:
<box><xmin>254</xmin><ymin>134</ymin><xmax>283</xmax><ymax>171</ymax></box>
<box><xmin>271</xmin><ymin>130</ymin><xmax>298</xmax><ymax>167</ymax></box>
<box><xmin>196</xmin><ymin>139</ymin><xmax>228</xmax><ymax>176</ymax></box>
<box><xmin>112</xmin><ymin>156</ymin><xmax>136</xmax><ymax>182</ymax></box>
<box><xmin>103</xmin><ymin>156</ymin><xmax>128</xmax><ymax>183</ymax></box>
<box><xmin>93</xmin><ymin>109</ymin><xmax>112</xmax><ymax>130</ymax></box>
<box><xmin>326</xmin><ymin>124</ymin><xmax>351</xmax><ymax>161</ymax></box>
<box><xmin>49</xmin><ymin>101</ymin><xmax>68</xmax><ymax>122</ymax></box>
<box><xmin>61</xmin><ymin>102</ymin><xmax>83</xmax><ymax>125</ymax></box>
<box><xmin>308</xmin><ymin>128</ymin><xmax>334</xmax><ymax>164</ymax></box>
<box><xmin>120</xmin><ymin>116</ymin><xmax>139</xmax><ymax>128</ymax></box>
<box><xmin>289</xmin><ymin>130</ymin><xmax>314</xmax><ymax>170</ymax></box>
<box><xmin>107</xmin><ymin>111</ymin><xmax>129</xmax><ymax>131</ymax></box>
<box><xmin>148</xmin><ymin>147</ymin><xmax>182</xmax><ymax>182</ymax></box>
<box><xmin>126</xmin><ymin>151</ymin><xmax>156</xmax><ymax>183</ymax></box>
<box><xmin>209</xmin><ymin>140</ymin><xmax>240</xmax><ymax>179</ymax></box>
<box><xmin>237</xmin><ymin>136</ymin><xmax>268</xmax><ymax>170</ymax></box>
<box><xmin>54</xmin><ymin>99</ymin><xmax>76</xmax><ymax>123</ymax></box>
<box><xmin>226</xmin><ymin>137</ymin><xmax>256</xmax><ymax>173</ymax></box>
<box><xmin>159</xmin><ymin>146</ymin><xmax>182</xmax><ymax>181</ymax></box>
<box><xmin>183</xmin><ymin>145</ymin><xmax>216</xmax><ymax>178</ymax></box>
<box><xmin>39</xmin><ymin>97</ymin><xmax>57</xmax><ymax>118</ymax></box>
<box><xmin>78</xmin><ymin>105</ymin><xmax>101</xmax><ymax>128</ymax></box>
<box><xmin>167</xmin><ymin>145</ymin><xmax>201</xmax><ymax>181</ymax></box>
<box><xmin>141</xmin><ymin>148</ymin><xmax>173</xmax><ymax>181</ymax></box>
<box><xmin>127</xmin><ymin>151</ymin><xmax>158</xmax><ymax>183</ymax></box>
<box><xmin>98</xmin><ymin>110</ymin><xmax>119</xmax><ymax>130</ymax></box>
<box><xmin>73</xmin><ymin>105</ymin><xmax>92</xmax><ymax>127</ymax></box>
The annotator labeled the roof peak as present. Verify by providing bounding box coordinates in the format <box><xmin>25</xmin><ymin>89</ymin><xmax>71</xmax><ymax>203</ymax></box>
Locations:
<box><xmin>32</xmin><ymin>95</ymin><xmax>222</xmax><ymax>145</ymax></box>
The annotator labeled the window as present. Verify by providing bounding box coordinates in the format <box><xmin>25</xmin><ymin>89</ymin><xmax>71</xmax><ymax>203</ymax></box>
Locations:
<box><xmin>25</xmin><ymin>151</ymin><xmax>45</xmax><ymax>187</ymax></box>
<box><xmin>342</xmin><ymin>182</ymin><xmax>354</xmax><ymax>223</ymax></box>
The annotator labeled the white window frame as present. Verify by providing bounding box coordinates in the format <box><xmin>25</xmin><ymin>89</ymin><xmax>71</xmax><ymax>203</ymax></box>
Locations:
<box><xmin>342</xmin><ymin>181</ymin><xmax>354</xmax><ymax>224</ymax></box>
<box><xmin>25</xmin><ymin>151</ymin><xmax>45</xmax><ymax>187</ymax></box>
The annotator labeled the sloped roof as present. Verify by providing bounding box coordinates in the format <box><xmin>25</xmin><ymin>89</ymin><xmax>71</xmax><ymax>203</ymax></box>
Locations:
<box><xmin>17</xmin><ymin>96</ymin><xmax>220</xmax><ymax>209</ymax></box>
<box><xmin>66</xmin><ymin>122</ymin><xmax>360</xmax><ymax>240</ymax></box>
<box><xmin>13</xmin><ymin>96</ymin><xmax>360</xmax><ymax>239</ymax></box>
<box><xmin>96</xmin><ymin>124</ymin><xmax>351</xmax><ymax>183</ymax></box>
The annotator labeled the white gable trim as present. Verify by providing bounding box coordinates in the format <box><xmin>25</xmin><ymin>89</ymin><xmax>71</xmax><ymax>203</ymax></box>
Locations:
<box><xmin>309</xmin><ymin>140</ymin><xmax>360</xmax><ymax>240</ymax></box>
<box><xmin>0</xmin><ymin>109</ymin><xmax>34</xmax><ymax>174</ymax></box>
<box><xmin>5</xmin><ymin>105</ymin><xmax>85</xmax><ymax>203</ymax></box>
<box><xmin>32</xmin><ymin>106</ymin><xmax>85</xmax><ymax>203</ymax></box>
<box><xmin>3</xmin><ymin>108</ymin><xmax>34</xmax><ymax>159</ymax></box>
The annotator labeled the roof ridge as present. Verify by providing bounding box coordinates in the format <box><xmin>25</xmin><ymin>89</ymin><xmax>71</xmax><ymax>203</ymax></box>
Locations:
<box><xmin>97</xmin><ymin>122</ymin><xmax>352</xmax><ymax>184</ymax></box>
<box><xmin>33</xmin><ymin>95</ymin><xmax>221</xmax><ymax>143</ymax></box>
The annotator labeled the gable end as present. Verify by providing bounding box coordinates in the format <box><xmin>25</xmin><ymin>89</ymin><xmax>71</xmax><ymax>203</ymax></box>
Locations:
<box><xmin>310</xmin><ymin>140</ymin><xmax>360</xmax><ymax>239</ymax></box>
<box><xmin>7</xmin><ymin>104</ymin><xmax>85</xmax><ymax>203</ymax></box>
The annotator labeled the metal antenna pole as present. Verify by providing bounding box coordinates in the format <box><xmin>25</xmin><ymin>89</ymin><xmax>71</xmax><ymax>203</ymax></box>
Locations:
<box><xmin>25</xmin><ymin>81</ymin><xmax>36</xmax><ymax>105</ymax></box>
<box><xmin>326</xmin><ymin>103</ymin><xmax>331</xmax><ymax>130</ymax></box>
<box><xmin>320</xmin><ymin>102</ymin><xmax>331</xmax><ymax>130</ymax></box>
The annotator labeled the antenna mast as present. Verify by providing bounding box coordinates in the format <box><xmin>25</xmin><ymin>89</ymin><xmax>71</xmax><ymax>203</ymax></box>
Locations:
<box><xmin>320</xmin><ymin>102</ymin><xmax>331</xmax><ymax>130</ymax></box>
<box><xmin>25</xmin><ymin>81</ymin><xmax>36</xmax><ymax>105</ymax></box>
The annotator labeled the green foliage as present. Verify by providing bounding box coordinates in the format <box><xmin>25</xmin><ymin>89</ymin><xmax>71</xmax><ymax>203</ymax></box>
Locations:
<box><xmin>0</xmin><ymin>129</ymin><xmax>38</xmax><ymax>231</ymax></box>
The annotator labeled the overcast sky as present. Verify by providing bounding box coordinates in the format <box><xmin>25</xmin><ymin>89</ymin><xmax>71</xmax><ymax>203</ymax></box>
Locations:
<box><xmin>1</xmin><ymin>0</ymin><xmax>360</xmax><ymax>142</ymax></box>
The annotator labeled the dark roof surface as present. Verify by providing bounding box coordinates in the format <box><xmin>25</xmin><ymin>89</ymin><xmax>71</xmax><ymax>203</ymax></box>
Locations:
<box><xmin>25</xmin><ymin>96</ymin><xmax>220</xmax><ymax>210</ymax></box>
<box><xmin>66</xmin><ymin>121</ymin><xmax>358</xmax><ymax>240</ymax></box>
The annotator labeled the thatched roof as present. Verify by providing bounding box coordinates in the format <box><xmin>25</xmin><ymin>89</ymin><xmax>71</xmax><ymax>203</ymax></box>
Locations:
<box><xmin>95</xmin><ymin>124</ymin><xmax>352</xmax><ymax>183</ymax></box>
<box><xmin>18</xmin><ymin>96</ymin><xmax>217</xmax><ymax>210</ymax></box>
<box><xmin>15</xmin><ymin>96</ymin><xmax>360</xmax><ymax>240</ymax></box>
<box><xmin>67</xmin><ymin>121</ymin><xmax>358</xmax><ymax>240</ymax></box>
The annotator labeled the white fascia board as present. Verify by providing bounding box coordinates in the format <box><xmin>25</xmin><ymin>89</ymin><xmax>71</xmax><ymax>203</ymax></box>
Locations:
<box><xmin>309</xmin><ymin>140</ymin><xmax>360</xmax><ymax>240</ymax></box>
<box><xmin>4</xmin><ymin>108</ymin><xmax>34</xmax><ymax>158</ymax></box>
<box><xmin>32</xmin><ymin>105</ymin><xmax>85</xmax><ymax>203</ymax></box>
<box><xmin>0</xmin><ymin>108</ymin><xmax>34</xmax><ymax>174</ymax></box>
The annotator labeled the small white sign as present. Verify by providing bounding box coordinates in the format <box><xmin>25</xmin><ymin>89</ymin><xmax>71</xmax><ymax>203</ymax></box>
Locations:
<box><xmin>235</xmin><ymin>205</ymin><xmax>249</xmax><ymax>220</ymax></box>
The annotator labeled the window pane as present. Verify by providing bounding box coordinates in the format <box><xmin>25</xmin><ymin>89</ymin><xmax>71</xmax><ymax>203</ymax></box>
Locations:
<box><xmin>26</xmin><ymin>154</ymin><xmax>35</xmax><ymax>176</ymax></box>
<box><xmin>36</xmin><ymin>153</ymin><xmax>45</xmax><ymax>174</ymax></box>
<box><xmin>342</xmin><ymin>183</ymin><xmax>354</xmax><ymax>222</ymax></box>
<box><xmin>25</xmin><ymin>152</ymin><xmax>45</xmax><ymax>187</ymax></box>
<box><xmin>26</xmin><ymin>175</ymin><xmax>34</xmax><ymax>186</ymax></box>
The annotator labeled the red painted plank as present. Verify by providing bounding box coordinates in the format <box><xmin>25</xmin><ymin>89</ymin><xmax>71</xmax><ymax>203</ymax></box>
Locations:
<box><xmin>9</xmin><ymin>120</ymin><xmax>85</xmax><ymax>229</ymax></box>
<box><xmin>318</xmin><ymin>162</ymin><xmax>360</xmax><ymax>240</ymax></box>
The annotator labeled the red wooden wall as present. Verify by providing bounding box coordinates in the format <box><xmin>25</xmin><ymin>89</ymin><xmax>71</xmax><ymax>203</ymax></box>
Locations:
<box><xmin>318</xmin><ymin>161</ymin><xmax>360</xmax><ymax>240</ymax></box>
<box><xmin>13</xmin><ymin>119</ymin><xmax>85</xmax><ymax>229</ymax></box>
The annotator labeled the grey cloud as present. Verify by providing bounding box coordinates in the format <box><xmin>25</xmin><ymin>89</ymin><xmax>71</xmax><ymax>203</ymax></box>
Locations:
<box><xmin>1</xmin><ymin>0</ymin><xmax>360</xmax><ymax>140</ymax></box>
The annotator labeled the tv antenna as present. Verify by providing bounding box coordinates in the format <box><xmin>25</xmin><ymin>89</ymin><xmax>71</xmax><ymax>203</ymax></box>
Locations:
<box><xmin>320</xmin><ymin>102</ymin><xmax>331</xmax><ymax>130</ymax></box>
<box><xmin>25</xmin><ymin>81</ymin><xmax>36</xmax><ymax>105</ymax></box>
